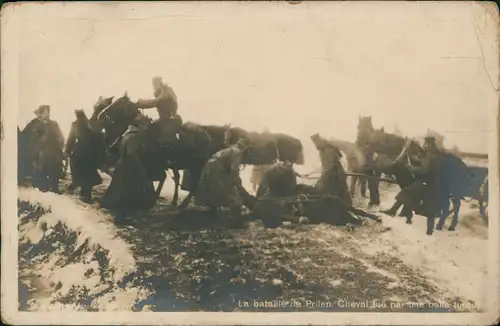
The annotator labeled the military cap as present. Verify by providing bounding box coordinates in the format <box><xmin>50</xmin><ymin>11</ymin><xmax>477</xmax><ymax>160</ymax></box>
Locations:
<box><xmin>34</xmin><ymin>105</ymin><xmax>50</xmax><ymax>115</ymax></box>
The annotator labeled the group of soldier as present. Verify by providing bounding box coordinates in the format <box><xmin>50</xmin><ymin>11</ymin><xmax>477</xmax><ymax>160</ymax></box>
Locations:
<box><xmin>18</xmin><ymin>76</ymin><xmax>449</xmax><ymax>236</ymax></box>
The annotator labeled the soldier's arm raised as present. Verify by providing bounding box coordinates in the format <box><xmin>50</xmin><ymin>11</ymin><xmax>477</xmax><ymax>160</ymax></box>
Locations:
<box><xmin>136</xmin><ymin>86</ymin><xmax>171</xmax><ymax>109</ymax></box>
<box><xmin>135</xmin><ymin>98</ymin><xmax>159</xmax><ymax>109</ymax></box>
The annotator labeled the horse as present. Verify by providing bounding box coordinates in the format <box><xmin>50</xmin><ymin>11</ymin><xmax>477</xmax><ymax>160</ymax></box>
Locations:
<box><xmin>368</xmin><ymin>127</ymin><xmax>407</xmax><ymax>158</ymax></box>
<box><xmin>253</xmin><ymin>160</ymin><xmax>379</xmax><ymax>228</ymax></box>
<box><xmin>370</xmin><ymin>128</ymin><xmax>473</xmax><ymax>230</ymax></box>
<box><xmin>223</xmin><ymin>125</ymin><xmax>305</xmax><ymax>165</ymax></box>
<box><xmin>91</xmin><ymin>93</ymin><xmax>228</xmax><ymax>209</ymax></box>
<box><xmin>357</xmin><ymin>116</ymin><xmax>374</xmax><ymax>143</ymax></box>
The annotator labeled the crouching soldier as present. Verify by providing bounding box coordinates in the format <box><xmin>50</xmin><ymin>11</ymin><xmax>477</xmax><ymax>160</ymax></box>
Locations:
<box><xmin>253</xmin><ymin>160</ymin><xmax>301</xmax><ymax>227</ymax></box>
<box><xmin>310</xmin><ymin>133</ymin><xmax>352</xmax><ymax>205</ymax></box>
<box><xmin>196</xmin><ymin>137</ymin><xmax>256</xmax><ymax>218</ymax></box>
<box><xmin>256</xmin><ymin>160</ymin><xmax>298</xmax><ymax>199</ymax></box>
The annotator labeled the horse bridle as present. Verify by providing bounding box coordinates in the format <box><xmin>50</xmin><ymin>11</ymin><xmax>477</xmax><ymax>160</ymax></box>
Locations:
<box><xmin>392</xmin><ymin>138</ymin><xmax>417</xmax><ymax>178</ymax></box>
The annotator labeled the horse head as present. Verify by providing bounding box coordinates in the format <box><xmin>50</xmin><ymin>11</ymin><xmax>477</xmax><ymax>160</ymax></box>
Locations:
<box><xmin>92</xmin><ymin>96</ymin><xmax>114</xmax><ymax>118</ymax></box>
<box><xmin>366</xmin><ymin>127</ymin><xmax>385</xmax><ymax>150</ymax></box>
<box><xmin>392</xmin><ymin>138</ymin><xmax>423</xmax><ymax>166</ymax></box>
<box><xmin>97</xmin><ymin>94</ymin><xmax>137</xmax><ymax>125</ymax></box>
<box><xmin>357</xmin><ymin>116</ymin><xmax>374</xmax><ymax>140</ymax></box>
<box><xmin>368</xmin><ymin>127</ymin><xmax>410</xmax><ymax>158</ymax></box>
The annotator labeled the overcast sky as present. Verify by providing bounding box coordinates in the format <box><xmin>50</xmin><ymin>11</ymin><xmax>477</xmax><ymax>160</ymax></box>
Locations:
<box><xmin>9</xmin><ymin>1</ymin><xmax>499</xmax><ymax>155</ymax></box>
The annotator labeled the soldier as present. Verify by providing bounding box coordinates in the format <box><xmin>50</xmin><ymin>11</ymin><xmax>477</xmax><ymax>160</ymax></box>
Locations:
<box><xmin>256</xmin><ymin>160</ymin><xmax>298</xmax><ymax>199</ymax></box>
<box><xmin>65</xmin><ymin>110</ymin><xmax>104</xmax><ymax>203</ymax></box>
<box><xmin>196</xmin><ymin>137</ymin><xmax>256</xmax><ymax>217</ymax></box>
<box><xmin>310</xmin><ymin>134</ymin><xmax>352</xmax><ymax>205</ymax></box>
<box><xmin>136</xmin><ymin>76</ymin><xmax>178</xmax><ymax>118</ymax></box>
<box><xmin>134</xmin><ymin>77</ymin><xmax>185</xmax><ymax>146</ymax></box>
<box><xmin>383</xmin><ymin>136</ymin><xmax>443</xmax><ymax>235</ymax></box>
<box><xmin>20</xmin><ymin>106</ymin><xmax>47</xmax><ymax>179</ymax></box>
<box><xmin>99</xmin><ymin>117</ymin><xmax>156</xmax><ymax>218</ymax></box>
<box><xmin>29</xmin><ymin>105</ymin><xmax>65</xmax><ymax>192</ymax></box>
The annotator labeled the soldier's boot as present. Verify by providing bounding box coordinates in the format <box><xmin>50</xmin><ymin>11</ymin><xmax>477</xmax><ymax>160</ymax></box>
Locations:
<box><xmin>426</xmin><ymin>215</ymin><xmax>435</xmax><ymax>236</ymax></box>
<box><xmin>448</xmin><ymin>200</ymin><xmax>460</xmax><ymax>231</ymax></box>
<box><xmin>435</xmin><ymin>215</ymin><xmax>446</xmax><ymax>231</ymax></box>
<box><xmin>400</xmin><ymin>205</ymin><xmax>413</xmax><ymax>224</ymax></box>
<box><xmin>368</xmin><ymin>180</ymin><xmax>380</xmax><ymax>207</ymax></box>
<box><xmin>81</xmin><ymin>186</ymin><xmax>92</xmax><ymax>203</ymax></box>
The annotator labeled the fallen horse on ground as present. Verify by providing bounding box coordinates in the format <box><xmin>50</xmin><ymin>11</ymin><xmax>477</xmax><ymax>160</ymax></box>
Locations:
<box><xmin>252</xmin><ymin>162</ymin><xmax>380</xmax><ymax>228</ymax></box>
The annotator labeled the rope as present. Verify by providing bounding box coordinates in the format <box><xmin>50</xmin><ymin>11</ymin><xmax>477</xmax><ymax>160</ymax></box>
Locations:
<box><xmin>260</xmin><ymin>194</ymin><xmax>326</xmax><ymax>204</ymax></box>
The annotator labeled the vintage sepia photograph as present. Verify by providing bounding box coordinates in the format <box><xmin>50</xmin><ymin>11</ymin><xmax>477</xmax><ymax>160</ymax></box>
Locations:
<box><xmin>1</xmin><ymin>1</ymin><xmax>499</xmax><ymax>325</ymax></box>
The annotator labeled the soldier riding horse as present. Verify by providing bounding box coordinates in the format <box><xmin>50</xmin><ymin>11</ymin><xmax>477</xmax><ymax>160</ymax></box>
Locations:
<box><xmin>91</xmin><ymin>93</ymin><xmax>215</xmax><ymax>211</ymax></box>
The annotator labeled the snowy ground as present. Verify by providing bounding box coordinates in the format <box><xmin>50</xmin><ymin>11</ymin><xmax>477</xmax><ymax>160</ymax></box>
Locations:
<box><xmin>17</xmin><ymin>169</ymin><xmax>488</xmax><ymax>312</ymax></box>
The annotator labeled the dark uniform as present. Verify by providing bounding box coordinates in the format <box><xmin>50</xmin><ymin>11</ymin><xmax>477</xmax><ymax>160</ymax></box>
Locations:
<box><xmin>19</xmin><ymin>118</ymin><xmax>42</xmax><ymax>181</ymax></box>
<box><xmin>196</xmin><ymin>138</ymin><xmax>255</xmax><ymax>215</ymax></box>
<box><xmin>253</xmin><ymin>160</ymin><xmax>301</xmax><ymax>227</ymax></box>
<box><xmin>65</xmin><ymin>110</ymin><xmax>103</xmax><ymax>202</ymax></box>
<box><xmin>400</xmin><ymin>137</ymin><xmax>443</xmax><ymax>235</ymax></box>
<box><xmin>311</xmin><ymin>134</ymin><xmax>352</xmax><ymax>205</ymax></box>
<box><xmin>27</xmin><ymin>105</ymin><xmax>65</xmax><ymax>192</ymax></box>
<box><xmin>256</xmin><ymin>161</ymin><xmax>298</xmax><ymax>199</ymax></box>
<box><xmin>99</xmin><ymin>121</ymin><xmax>156</xmax><ymax>218</ymax></box>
